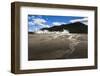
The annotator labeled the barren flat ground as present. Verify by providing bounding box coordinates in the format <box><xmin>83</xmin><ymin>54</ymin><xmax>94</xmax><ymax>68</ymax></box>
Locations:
<box><xmin>28</xmin><ymin>33</ymin><xmax>88</xmax><ymax>60</ymax></box>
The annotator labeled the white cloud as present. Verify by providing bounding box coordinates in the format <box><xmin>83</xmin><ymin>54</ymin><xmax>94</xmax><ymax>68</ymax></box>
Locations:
<box><xmin>52</xmin><ymin>22</ymin><xmax>66</xmax><ymax>26</ymax></box>
<box><xmin>33</xmin><ymin>18</ymin><xmax>50</xmax><ymax>27</ymax></box>
<box><xmin>28</xmin><ymin>22</ymin><xmax>35</xmax><ymax>25</ymax></box>
<box><xmin>28</xmin><ymin>16</ymin><xmax>35</xmax><ymax>20</ymax></box>
<box><xmin>31</xmin><ymin>16</ymin><xmax>35</xmax><ymax>18</ymax></box>
<box><xmin>39</xmin><ymin>23</ymin><xmax>50</xmax><ymax>28</ymax></box>
<box><xmin>69</xmin><ymin>18</ymin><xmax>88</xmax><ymax>25</ymax></box>
<box><xmin>33</xmin><ymin>18</ymin><xmax>46</xmax><ymax>25</ymax></box>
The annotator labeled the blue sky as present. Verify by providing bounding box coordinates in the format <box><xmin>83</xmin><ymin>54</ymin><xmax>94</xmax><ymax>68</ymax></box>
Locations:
<box><xmin>28</xmin><ymin>15</ymin><xmax>86</xmax><ymax>32</ymax></box>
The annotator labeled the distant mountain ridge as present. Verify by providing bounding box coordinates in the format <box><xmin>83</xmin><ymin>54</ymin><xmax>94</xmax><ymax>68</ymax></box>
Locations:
<box><xmin>41</xmin><ymin>22</ymin><xmax>87</xmax><ymax>33</ymax></box>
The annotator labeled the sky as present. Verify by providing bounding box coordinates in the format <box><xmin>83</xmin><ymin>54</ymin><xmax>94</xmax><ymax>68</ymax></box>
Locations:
<box><xmin>28</xmin><ymin>15</ymin><xmax>87</xmax><ymax>32</ymax></box>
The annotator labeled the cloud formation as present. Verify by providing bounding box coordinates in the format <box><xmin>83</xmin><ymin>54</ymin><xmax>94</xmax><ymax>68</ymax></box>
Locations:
<box><xmin>33</xmin><ymin>18</ymin><xmax>46</xmax><ymax>25</ymax></box>
<box><xmin>69</xmin><ymin>18</ymin><xmax>88</xmax><ymax>25</ymax></box>
<box><xmin>52</xmin><ymin>22</ymin><xmax>66</xmax><ymax>26</ymax></box>
<box><xmin>33</xmin><ymin>18</ymin><xmax>50</xmax><ymax>28</ymax></box>
<box><xmin>28</xmin><ymin>22</ymin><xmax>35</xmax><ymax>25</ymax></box>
